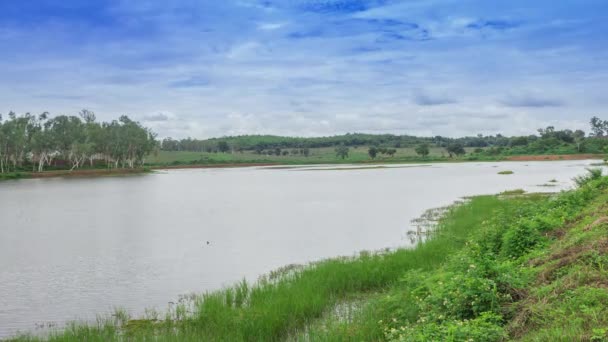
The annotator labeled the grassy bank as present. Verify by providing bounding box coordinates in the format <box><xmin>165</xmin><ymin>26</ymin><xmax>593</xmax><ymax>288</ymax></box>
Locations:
<box><xmin>146</xmin><ymin>147</ymin><xmax>469</xmax><ymax>166</ymax></box>
<box><xmin>0</xmin><ymin>172</ymin><xmax>32</xmax><ymax>181</ymax></box>
<box><xmin>7</xmin><ymin>171</ymin><xmax>608</xmax><ymax>341</ymax></box>
<box><xmin>304</xmin><ymin>170</ymin><xmax>608</xmax><ymax>341</ymax></box>
<box><xmin>0</xmin><ymin>168</ymin><xmax>152</xmax><ymax>182</ymax></box>
<box><xmin>147</xmin><ymin>149</ymin><xmax>606</xmax><ymax>169</ymax></box>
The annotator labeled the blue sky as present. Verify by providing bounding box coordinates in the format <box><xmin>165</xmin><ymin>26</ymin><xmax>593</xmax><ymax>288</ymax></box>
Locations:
<box><xmin>1</xmin><ymin>0</ymin><xmax>607</xmax><ymax>138</ymax></box>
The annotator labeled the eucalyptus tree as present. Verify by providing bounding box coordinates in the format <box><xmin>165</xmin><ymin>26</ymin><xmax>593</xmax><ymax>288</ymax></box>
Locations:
<box><xmin>0</xmin><ymin>112</ymin><xmax>31</xmax><ymax>171</ymax></box>
<box><xmin>45</xmin><ymin>115</ymin><xmax>87</xmax><ymax>169</ymax></box>
<box><xmin>0</xmin><ymin>113</ymin><xmax>4</xmax><ymax>172</ymax></box>
<box><xmin>29</xmin><ymin>112</ymin><xmax>55</xmax><ymax>172</ymax></box>
<box><xmin>0</xmin><ymin>110</ymin><xmax>157</xmax><ymax>173</ymax></box>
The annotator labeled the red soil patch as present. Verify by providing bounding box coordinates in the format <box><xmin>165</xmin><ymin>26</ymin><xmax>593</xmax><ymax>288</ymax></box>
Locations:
<box><xmin>506</xmin><ymin>154</ymin><xmax>605</xmax><ymax>161</ymax></box>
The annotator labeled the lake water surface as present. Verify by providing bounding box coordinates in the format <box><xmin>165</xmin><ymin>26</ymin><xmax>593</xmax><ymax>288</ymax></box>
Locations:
<box><xmin>0</xmin><ymin>160</ymin><xmax>601</xmax><ymax>337</ymax></box>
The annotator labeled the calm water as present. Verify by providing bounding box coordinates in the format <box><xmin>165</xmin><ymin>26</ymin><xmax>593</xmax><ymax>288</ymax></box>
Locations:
<box><xmin>0</xmin><ymin>160</ymin><xmax>601</xmax><ymax>337</ymax></box>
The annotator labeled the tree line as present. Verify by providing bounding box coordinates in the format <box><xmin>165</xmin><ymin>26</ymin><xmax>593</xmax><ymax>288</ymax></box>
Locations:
<box><xmin>407</xmin><ymin>117</ymin><xmax>607</xmax><ymax>159</ymax></box>
<box><xmin>160</xmin><ymin>116</ymin><xmax>608</xmax><ymax>157</ymax></box>
<box><xmin>0</xmin><ymin>110</ymin><xmax>157</xmax><ymax>173</ymax></box>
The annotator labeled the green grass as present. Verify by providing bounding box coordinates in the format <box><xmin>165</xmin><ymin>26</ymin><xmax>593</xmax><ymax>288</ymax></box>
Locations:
<box><xmin>500</xmin><ymin>189</ymin><xmax>526</xmax><ymax>195</ymax></box>
<box><xmin>0</xmin><ymin>172</ymin><xmax>30</xmax><ymax>181</ymax></box>
<box><xmin>147</xmin><ymin>147</ymin><xmax>607</xmax><ymax>168</ymax></box>
<box><xmin>146</xmin><ymin>147</ymin><xmax>485</xmax><ymax>167</ymax></box>
<box><xmin>301</xmin><ymin>172</ymin><xmax>608</xmax><ymax>341</ymax></box>
<box><xmin>7</xmin><ymin>190</ymin><xmax>514</xmax><ymax>342</ymax></box>
<box><xmin>9</xmin><ymin>173</ymin><xmax>608</xmax><ymax>342</ymax></box>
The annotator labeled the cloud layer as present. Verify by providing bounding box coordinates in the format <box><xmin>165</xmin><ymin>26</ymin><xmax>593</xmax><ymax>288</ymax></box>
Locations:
<box><xmin>0</xmin><ymin>0</ymin><xmax>606</xmax><ymax>138</ymax></box>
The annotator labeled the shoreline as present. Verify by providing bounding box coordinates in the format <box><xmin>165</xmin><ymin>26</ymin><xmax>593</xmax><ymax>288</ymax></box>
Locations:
<box><xmin>1</xmin><ymin>153</ymin><xmax>605</xmax><ymax>181</ymax></box>
<box><xmin>7</xmin><ymin>177</ymin><xmax>608</xmax><ymax>341</ymax></box>
<box><xmin>504</xmin><ymin>153</ymin><xmax>605</xmax><ymax>161</ymax></box>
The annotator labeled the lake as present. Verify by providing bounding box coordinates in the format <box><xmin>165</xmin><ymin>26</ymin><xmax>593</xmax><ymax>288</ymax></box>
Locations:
<box><xmin>0</xmin><ymin>160</ymin><xmax>601</xmax><ymax>338</ymax></box>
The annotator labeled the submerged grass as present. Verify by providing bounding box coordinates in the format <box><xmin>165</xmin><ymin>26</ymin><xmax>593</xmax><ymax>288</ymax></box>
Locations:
<box><xmin>0</xmin><ymin>172</ymin><xmax>30</xmax><ymax>181</ymax></box>
<box><xmin>10</xmin><ymin>172</ymin><xmax>608</xmax><ymax>341</ymax></box>
<box><xmin>302</xmin><ymin>172</ymin><xmax>608</xmax><ymax>341</ymax></box>
<box><xmin>500</xmin><ymin>189</ymin><xmax>526</xmax><ymax>196</ymax></box>
<box><xmin>8</xmin><ymin>192</ymin><xmax>513</xmax><ymax>342</ymax></box>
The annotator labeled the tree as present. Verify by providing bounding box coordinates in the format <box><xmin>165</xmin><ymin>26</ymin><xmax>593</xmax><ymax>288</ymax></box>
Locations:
<box><xmin>79</xmin><ymin>109</ymin><xmax>96</xmax><ymax>123</ymax></box>
<box><xmin>510</xmin><ymin>136</ymin><xmax>529</xmax><ymax>147</ymax></box>
<box><xmin>386</xmin><ymin>148</ymin><xmax>396</xmax><ymax>157</ymax></box>
<box><xmin>573</xmin><ymin>130</ymin><xmax>585</xmax><ymax>152</ymax></box>
<box><xmin>368</xmin><ymin>147</ymin><xmax>378</xmax><ymax>159</ymax></box>
<box><xmin>446</xmin><ymin>143</ymin><xmax>466</xmax><ymax>158</ymax></box>
<box><xmin>301</xmin><ymin>148</ymin><xmax>310</xmax><ymax>157</ymax></box>
<box><xmin>217</xmin><ymin>141</ymin><xmax>230</xmax><ymax>153</ymax></box>
<box><xmin>0</xmin><ymin>111</ymin><xmax>158</xmax><ymax>173</ymax></box>
<box><xmin>335</xmin><ymin>145</ymin><xmax>349</xmax><ymax>159</ymax></box>
<box><xmin>590</xmin><ymin>116</ymin><xmax>608</xmax><ymax>137</ymax></box>
<box><xmin>415</xmin><ymin>143</ymin><xmax>430</xmax><ymax>157</ymax></box>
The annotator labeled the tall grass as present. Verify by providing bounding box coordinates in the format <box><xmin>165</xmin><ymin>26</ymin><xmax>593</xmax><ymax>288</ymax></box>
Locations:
<box><xmin>9</xmin><ymin>196</ymin><xmax>514</xmax><ymax>342</ymax></box>
<box><xmin>573</xmin><ymin>167</ymin><xmax>603</xmax><ymax>187</ymax></box>
<box><xmin>304</xmin><ymin>173</ymin><xmax>608</xmax><ymax>341</ymax></box>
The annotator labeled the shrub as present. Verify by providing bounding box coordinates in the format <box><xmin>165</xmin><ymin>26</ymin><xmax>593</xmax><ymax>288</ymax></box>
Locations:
<box><xmin>574</xmin><ymin>168</ymin><xmax>603</xmax><ymax>187</ymax></box>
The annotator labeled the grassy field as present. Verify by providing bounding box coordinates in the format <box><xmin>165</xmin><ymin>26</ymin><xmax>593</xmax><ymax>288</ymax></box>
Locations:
<box><xmin>8</xmin><ymin>171</ymin><xmax>608</xmax><ymax>341</ymax></box>
<box><xmin>147</xmin><ymin>147</ymin><xmax>480</xmax><ymax>166</ymax></box>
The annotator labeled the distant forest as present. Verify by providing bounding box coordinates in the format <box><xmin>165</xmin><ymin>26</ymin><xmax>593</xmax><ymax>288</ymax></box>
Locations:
<box><xmin>2</xmin><ymin>110</ymin><xmax>608</xmax><ymax>174</ymax></box>
<box><xmin>161</xmin><ymin>116</ymin><xmax>608</xmax><ymax>155</ymax></box>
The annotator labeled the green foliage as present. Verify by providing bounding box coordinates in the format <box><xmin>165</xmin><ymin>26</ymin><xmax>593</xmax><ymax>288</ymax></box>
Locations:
<box><xmin>574</xmin><ymin>168</ymin><xmax>603</xmax><ymax>187</ymax></box>
<box><xmin>385</xmin><ymin>312</ymin><xmax>506</xmax><ymax>342</ymax></box>
<box><xmin>335</xmin><ymin>145</ymin><xmax>349</xmax><ymax>159</ymax></box>
<box><xmin>217</xmin><ymin>141</ymin><xmax>230</xmax><ymax>153</ymax></box>
<box><xmin>500</xmin><ymin>189</ymin><xmax>525</xmax><ymax>195</ymax></box>
<box><xmin>414</xmin><ymin>143</ymin><xmax>430</xmax><ymax>157</ymax></box>
<box><xmin>0</xmin><ymin>110</ymin><xmax>157</xmax><ymax>173</ymax></box>
<box><xmin>501</xmin><ymin>217</ymin><xmax>544</xmax><ymax>258</ymax></box>
<box><xmin>590</xmin><ymin>116</ymin><xmax>608</xmax><ymax>137</ymax></box>
<box><xmin>314</xmin><ymin>175</ymin><xmax>608</xmax><ymax>342</ymax></box>
<box><xmin>8</xmin><ymin>174</ymin><xmax>608</xmax><ymax>341</ymax></box>
<box><xmin>7</xmin><ymin>191</ymin><xmax>512</xmax><ymax>342</ymax></box>
<box><xmin>157</xmin><ymin>117</ymin><xmax>608</xmax><ymax>158</ymax></box>
<box><xmin>368</xmin><ymin>146</ymin><xmax>378</xmax><ymax>159</ymax></box>
<box><xmin>446</xmin><ymin>143</ymin><xmax>466</xmax><ymax>157</ymax></box>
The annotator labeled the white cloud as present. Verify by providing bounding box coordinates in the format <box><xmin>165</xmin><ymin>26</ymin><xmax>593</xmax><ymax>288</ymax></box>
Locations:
<box><xmin>0</xmin><ymin>0</ymin><xmax>605</xmax><ymax>139</ymax></box>
<box><xmin>257</xmin><ymin>22</ymin><xmax>286</xmax><ymax>30</ymax></box>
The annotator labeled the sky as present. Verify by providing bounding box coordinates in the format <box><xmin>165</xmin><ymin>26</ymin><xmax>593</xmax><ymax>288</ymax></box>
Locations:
<box><xmin>0</xmin><ymin>0</ymin><xmax>607</xmax><ymax>139</ymax></box>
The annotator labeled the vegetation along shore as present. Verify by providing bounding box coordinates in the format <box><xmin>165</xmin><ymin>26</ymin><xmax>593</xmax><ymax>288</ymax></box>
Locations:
<box><xmin>6</xmin><ymin>169</ymin><xmax>608</xmax><ymax>341</ymax></box>
<box><xmin>1</xmin><ymin>111</ymin><xmax>608</xmax><ymax>181</ymax></box>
